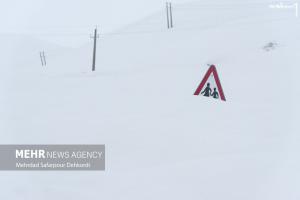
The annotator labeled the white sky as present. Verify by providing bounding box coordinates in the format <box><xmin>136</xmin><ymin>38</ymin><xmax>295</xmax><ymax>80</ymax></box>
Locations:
<box><xmin>0</xmin><ymin>0</ymin><xmax>192</xmax><ymax>46</ymax></box>
<box><xmin>0</xmin><ymin>0</ymin><xmax>276</xmax><ymax>46</ymax></box>
<box><xmin>0</xmin><ymin>0</ymin><xmax>193</xmax><ymax>35</ymax></box>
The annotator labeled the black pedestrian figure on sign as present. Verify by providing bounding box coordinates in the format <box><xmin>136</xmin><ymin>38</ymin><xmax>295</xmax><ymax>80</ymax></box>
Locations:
<box><xmin>201</xmin><ymin>83</ymin><xmax>212</xmax><ymax>97</ymax></box>
<box><xmin>211</xmin><ymin>88</ymin><xmax>219</xmax><ymax>99</ymax></box>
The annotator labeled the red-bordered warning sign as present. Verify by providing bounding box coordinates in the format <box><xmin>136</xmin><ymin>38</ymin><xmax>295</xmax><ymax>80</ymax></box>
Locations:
<box><xmin>194</xmin><ymin>65</ymin><xmax>226</xmax><ymax>101</ymax></box>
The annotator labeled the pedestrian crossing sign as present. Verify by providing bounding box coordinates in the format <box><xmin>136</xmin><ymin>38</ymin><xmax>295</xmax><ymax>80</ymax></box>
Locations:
<box><xmin>194</xmin><ymin>65</ymin><xmax>226</xmax><ymax>101</ymax></box>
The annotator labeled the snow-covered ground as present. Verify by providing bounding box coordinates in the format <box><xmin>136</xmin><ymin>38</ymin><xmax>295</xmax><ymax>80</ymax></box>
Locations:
<box><xmin>0</xmin><ymin>1</ymin><xmax>300</xmax><ymax>199</ymax></box>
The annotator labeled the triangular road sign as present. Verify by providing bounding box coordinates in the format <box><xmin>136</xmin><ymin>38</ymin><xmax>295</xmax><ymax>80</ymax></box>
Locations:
<box><xmin>194</xmin><ymin>65</ymin><xmax>226</xmax><ymax>101</ymax></box>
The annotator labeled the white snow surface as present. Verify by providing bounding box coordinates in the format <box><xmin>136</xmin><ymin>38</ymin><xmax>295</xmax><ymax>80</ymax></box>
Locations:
<box><xmin>0</xmin><ymin>1</ymin><xmax>300</xmax><ymax>199</ymax></box>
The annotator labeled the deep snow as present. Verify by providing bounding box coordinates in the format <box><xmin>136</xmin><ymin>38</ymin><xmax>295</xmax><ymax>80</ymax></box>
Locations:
<box><xmin>0</xmin><ymin>1</ymin><xmax>300</xmax><ymax>199</ymax></box>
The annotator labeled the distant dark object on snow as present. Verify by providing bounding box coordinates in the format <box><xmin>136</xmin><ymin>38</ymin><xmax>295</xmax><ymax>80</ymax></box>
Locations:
<box><xmin>263</xmin><ymin>42</ymin><xmax>278</xmax><ymax>51</ymax></box>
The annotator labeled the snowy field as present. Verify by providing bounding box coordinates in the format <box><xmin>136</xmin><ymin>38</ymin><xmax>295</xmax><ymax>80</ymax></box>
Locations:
<box><xmin>0</xmin><ymin>0</ymin><xmax>300</xmax><ymax>199</ymax></box>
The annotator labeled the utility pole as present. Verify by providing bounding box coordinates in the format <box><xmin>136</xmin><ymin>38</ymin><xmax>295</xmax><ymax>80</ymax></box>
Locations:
<box><xmin>166</xmin><ymin>2</ymin><xmax>174</xmax><ymax>29</ymax></box>
<box><xmin>91</xmin><ymin>27</ymin><xmax>99</xmax><ymax>71</ymax></box>
<box><xmin>43</xmin><ymin>51</ymin><xmax>46</xmax><ymax>66</ymax></box>
<box><xmin>166</xmin><ymin>2</ymin><xmax>170</xmax><ymax>29</ymax></box>
<box><xmin>40</xmin><ymin>51</ymin><xmax>46</xmax><ymax>66</ymax></box>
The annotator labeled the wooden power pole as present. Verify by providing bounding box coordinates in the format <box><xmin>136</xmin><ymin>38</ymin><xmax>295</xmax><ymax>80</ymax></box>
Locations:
<box><xmin>91</xmin><ymin>27</ymin><xmax>99</xmax><ymax>71</ymax></box>
<box><xmin>40</xmin><ymin>51</ymin><xmax>46</xmax><ymax>66</ymax></box>
<box><xmin>166</xmin><ymin>2</ymin><xmax>170</xmax><ymax>28</ymax></box>
<box><xmin>166</xmin><ymin>2</ymin><xmax>174</xmax><ymax>29</ymax></box>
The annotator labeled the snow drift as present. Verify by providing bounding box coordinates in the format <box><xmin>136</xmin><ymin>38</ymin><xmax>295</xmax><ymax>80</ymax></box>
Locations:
<box><xmin>0</xmin><ymin>1</ymin><xmax>299</xmax><ymax>199</ymax></box>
